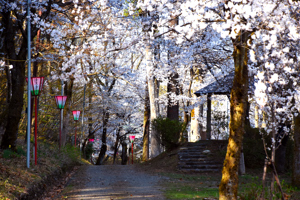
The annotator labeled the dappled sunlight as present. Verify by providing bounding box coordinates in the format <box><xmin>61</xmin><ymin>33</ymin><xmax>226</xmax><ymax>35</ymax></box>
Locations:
<box><xmin>65</xmin><ymin>186</ymin><xmax>163</xmax><ymax>199</ymax></box>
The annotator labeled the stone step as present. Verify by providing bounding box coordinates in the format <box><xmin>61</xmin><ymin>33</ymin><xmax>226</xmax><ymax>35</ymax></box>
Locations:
<box><xmin>178</xmin><ymin>160</ymin><xmax>223</xmax><ymax>165</ymax></box>
<box><xmin>178</xmin><ymin>149</ymin><xmax>208</xmax><ymax>153</ymax></box>
<box><xmin>178</xmin><ymin>164</ymin><xmax>222</xmax><ymax>169</ymax></box>
<box><xmin>177</xmin><ymin>141</ymin><xmax>227</xmax><ymax>173</ymax></box>
<box><xmin>178</xmin><ymin>154</ymin><xmax>213</xmax><ymax>160</ymax></box>
<box><xmin>179</xmin><ymin>146</ymin><xmax>206</xmax><ymax>150</ymax></box>
<box><xmin>178</xmin><ymin>153</ymin><xmax>208</xmax><ymax>157</ymax></box>
<box><xmin>178</xmin><ymin>158</ymin><xmax>214</xmax><ymax>162</ymax></box>
<box><xmin>179</xmin><ymin>168</ymin><xmax>221</xmax><ymax>173</ymax></box>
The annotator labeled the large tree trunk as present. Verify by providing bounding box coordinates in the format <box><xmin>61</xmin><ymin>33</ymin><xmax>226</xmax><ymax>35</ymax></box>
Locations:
<box><xmin>1</xmin><ymin>61</ymin><xmax>26</xmax><ymax>151</ymax></box>
<box><xmin>219</xmin><ymin>31</ymin><xmax>249</xmax><ymax>200</ymax></box>
<box><xmin>0</xmin><ymin>11</ymin><xmax>27</xmax><ymax>151</ymax></box>
<box><xmin>142</xmin><ymin>81</ymin><xmax>150</xmax><ymax>161</ymax></box>
<box><xmin>292</xmin><ymin>114</ymin><xmax>300</xmax><ymax>188</ymax></box>
<box><xmin>146</xmin><ymin>34</ymin><xmax>161</xmax><ymax>158</ymax></box>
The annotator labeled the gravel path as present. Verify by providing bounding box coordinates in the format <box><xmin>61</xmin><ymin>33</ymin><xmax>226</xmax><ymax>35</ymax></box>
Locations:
<box><xmin>64</xmin><ymin>165</ymin><xmax>166</xmax><ymax>200</ymax></box>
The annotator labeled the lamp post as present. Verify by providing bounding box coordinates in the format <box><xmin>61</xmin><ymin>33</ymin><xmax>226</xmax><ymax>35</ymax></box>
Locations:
<box><xmin>26</xmin><ymin>0</ymin><xmax>31</xmax><ymax>169</ymax></box>
<box><xmin>129</xmin><ymin>135</ymin><xmax>135</xmax><ymax>164</ymax></box>
<box><xmin>55</xmin><ymin>96</ymin><xmax>67</xmax><ymax>150</ymax></box>
<box><xmin>72</xmin><ymin>110</ymin><xmax>81</xmax><ymax>147</ymax></box>
<box><xmin>26</xmin><ymin>77</ymin><xmax>44</xmax><ymax>165</ymax></box>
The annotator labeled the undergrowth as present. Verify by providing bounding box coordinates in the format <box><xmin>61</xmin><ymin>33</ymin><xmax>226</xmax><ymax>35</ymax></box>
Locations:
<box><xmin>0</xmin><ymin>139</ymin><xmax>83</xmax><ymax>199</ymax></box>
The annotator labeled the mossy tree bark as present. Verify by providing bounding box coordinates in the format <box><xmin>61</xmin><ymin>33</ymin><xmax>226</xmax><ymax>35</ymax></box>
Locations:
<box><xmin>142</xmin><ymin>81</ymin><xmax>150</xmax><ymax>161</ymax></box>
<box><xmin>219</xmin><ymin>31</ymin><xmax>249</xmax><ymax>200</ymax></box>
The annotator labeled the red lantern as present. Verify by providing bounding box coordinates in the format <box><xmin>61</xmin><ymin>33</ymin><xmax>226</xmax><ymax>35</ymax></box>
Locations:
<box><xmin>55</xmin><ymin>95</ymin><xmax>67</xmax><ymax>150</ymax></box>
<box><xmin>72</xmin><ymin>110</ymin><xmax>81</xmax><ymax>121</ymax></box>
<box><xmin>26</xmin><ymin>77</ymin><xmax>44</xmax><ymax>96</ymax></box>
<box><xmin>72</xmin><ymin>110</ymin><xmax>81</xmax><ymax>147</ymax></box>
<box><xmin>25</xmin><ymin>77</ymin><xmax>45</xmax><ymax>165</ymax></box>
<box><xmin>55</xmin><ymin>96</ymin><xmax>67</xmax><ymax>109</ymax></box>
<box><xmin>129</xmin><ymin>135</ymin><xmax>135</xmax><ymax>143</ymax></box>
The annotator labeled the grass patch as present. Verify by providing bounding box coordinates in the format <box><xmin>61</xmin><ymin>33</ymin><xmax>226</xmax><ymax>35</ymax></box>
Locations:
<box><xmin>165</xmin><ymin>185</ymin><xmax>218</xmax><ymax>199</ymax></box>
<box><xmin>160</xmin><ymin>172</ymin><xmax>221</xmax><ymax>200</ymax></box>
<box><xmin>161</xmin><ymin>172</ymin><xmax>300</xmax><ymax>200</ymax></box>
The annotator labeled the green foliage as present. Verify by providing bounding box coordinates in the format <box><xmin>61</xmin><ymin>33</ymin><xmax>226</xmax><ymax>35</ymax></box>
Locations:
<box><xmin>61</xmin><ymin>144</ymin><xmax>80</xmax><ymax>162</ymax></box>
<box><xmin>162</xmin><ymin>172</ymin><xmax>220</xmax><ymax>199</ymax></box>
<box><xmin>238</xmin><ymin>176</ymin><xmax>300</xmax><ymax>200</ymax></box>
<box><xmin>165</xmin><ymin>186</ymin><xmax>219</xmax><ymax>199</ymax></box>
<box><xmin>16</xmin><ymin>146</ymin><xmax>26</xmax><ymax>156</ymax></box>
<box><xmin>2</xmin><ymin>149</ymin><xmax>14</xmax><ymax>159</ymax></box>
<box><xmin>85</xmin><ymin>142</ymin><xmax>94</xmax><ymax>160</ymax></box>
<box><xmin>243</xmin><ymin>125</ymin><xmax>269</xmax><ymax>168</ymax></box>
<box><xmin>152</xmin><ymin>117</ymin><xmax>185</xmax><ymax>151</ymax></box>
<box><xmin>239</xmin><ymin>176</ymin><xmax>263</xmax><ymax>200</ymax></box>
<box><xmin>2</xmin><ymin>146</ymin><xmax>26</xmax><ymax>159</ymax></box>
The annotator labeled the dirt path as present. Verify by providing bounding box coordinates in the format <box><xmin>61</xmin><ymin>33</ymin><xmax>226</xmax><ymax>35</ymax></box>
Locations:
<box><xmin>61</xmin><ymin>165</ymin><xmax>166</xmax><ymax>200</ymax></box>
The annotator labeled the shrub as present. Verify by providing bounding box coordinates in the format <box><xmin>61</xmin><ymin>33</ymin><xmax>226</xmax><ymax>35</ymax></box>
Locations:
<box><xmin>85</xmin><ymin>142</ymin><xmax>94</xmax><ymax>160</ymax></box>
<box><xmin>152</xmin><ymin>117</ymin><xmax>185</xmax><ymax>151</ymax></box>
<box><xmin>3</xmin><ymin>149</ymin><xmax>14</xmax><ymax>159</ymax></box>
<box><xmin>16</xmin><ymin>146</ymin><xmax>26</xmax><ymax>156</ymax></box>
<box><xmin>2</xmin><ymin>146</ymin><xmax>26</xmax><ymax>159</ymax></box>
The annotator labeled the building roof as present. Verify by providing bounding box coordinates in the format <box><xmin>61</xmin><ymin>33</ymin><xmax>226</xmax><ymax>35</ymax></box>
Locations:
<box><xmin>194</xmin><ymin>72</ymin><xmax>234</xmax><ymax>96</ymax></box>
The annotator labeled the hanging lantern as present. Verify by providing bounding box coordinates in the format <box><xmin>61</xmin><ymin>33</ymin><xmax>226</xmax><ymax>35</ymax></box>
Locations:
<box><xmin>129</xmin><ymin>135</ymin><xmax>135</xmax><ymax>143</ymax></box>
<box><xmin>55</xmin><ymin>96</ymin><xmax>67</xmax><ymax>109</ymax></box>
<box><xmin>26</xmin><ymin>77</ymin><xmax>44</xmax><ymax>96</ymax></box>
<box><xmin>72</xmin><ymin>110</ymin><xmax>81</xmax><ymax>121</ymax></box>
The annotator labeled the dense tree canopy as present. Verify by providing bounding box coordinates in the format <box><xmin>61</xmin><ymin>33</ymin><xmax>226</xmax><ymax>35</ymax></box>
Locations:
<box><xmin>0</xmin><ymin>0</ymin><xmax>300</xmax><ymax>198</ymax></box>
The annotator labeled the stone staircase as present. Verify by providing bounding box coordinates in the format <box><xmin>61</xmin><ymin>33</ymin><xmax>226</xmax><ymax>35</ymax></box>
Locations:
<box><xmin>178</xmin><ymin>140</ymin><xmax>228</xmax><ymax>173</ymax></box>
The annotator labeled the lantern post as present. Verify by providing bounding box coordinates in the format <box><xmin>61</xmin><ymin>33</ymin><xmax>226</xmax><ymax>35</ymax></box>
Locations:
<box><xmin>129</xmin><ymin>135</ymin><xmax>135</xmax><ymax>164</ymax></box>
<box><xmin>26</xmin><ymin>77</ymin><xmax>44</xmax><ymax>165</ymax></box>
<box><xmin>72</xmin><ymin>110</ymin><xmax>81</xmax><ymax>147</ymax></box>
<box><xmin>55</xmin><ymin>96</ymin><xmax>67</xmax><ymax>150</ymax></box>
<box><xmin>26</xmin><ymin>0</ymin><xmax>31</xmax><ymax>169</ymax></box>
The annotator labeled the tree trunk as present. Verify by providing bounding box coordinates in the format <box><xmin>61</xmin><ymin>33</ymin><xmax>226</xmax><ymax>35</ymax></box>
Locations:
<box><xmin>292</xmin><ymin>113</ymin><xmax>300</xmax><ymax>187</ymax></box>
<box><xmin>146</xmin><ymin>34</ymin><xmax>161</xmax><ymax>158</ymax></box>
<box><xmin>142</xmin><ymin>81</ymin><xmax>150</xmax><ymax>161</ymax></box>
<box><xmin>62</xmin><ymin>79</ymin><xmax>73</xmax><ymax>147</ymax></box>
<box><xmin>1</xmin><ymin>61</ymin><xmax>25</xmax><ymax>151</ymax></box>
<box><xmin>190</xmin><ymin>106</ymin><xmax>200</xmax><ymax>142</ymax></box>
<box><xmin>0</xmin><ymin>10</ymin><xmax>27</xmax><ymax>150</ymax></box>
<box><xmin>200</xmin><ymin>104</ymin><xmax>206</xmax><ymax>140</ymax></box>
<box><xmin>206</xmin><ymin>94</ymin><xmax>212</xmax><ymax>140</ymax></box>
<box><xmin>113</xmin><ymin>128</ymin><xmax>120</xmax><ymax>164</ymax></box>
<box><xmin>219</xmin><ymin>31</ymin><xmax>249</xmax><ymax>200</ymax></box>
<box><xmin>121</xmin><ymin>141</ymin><xmax>128</xmax><ymax>165</ymax></box>
<box><xmin>167</xmin><ymin>73</ymin><xmax>179</xmax><ymax>121</ymax></box>
<box><xmin>96</xmin><ymin>112</ymin><xmax>109</xmax><ymax>165</ymax></box>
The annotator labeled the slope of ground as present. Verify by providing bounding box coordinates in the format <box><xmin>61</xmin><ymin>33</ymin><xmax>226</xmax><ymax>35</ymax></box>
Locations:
<box><xmin>0</xmin><ymin>139</ymin><xmax>83</xmax><ymax>200</ymax></box>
